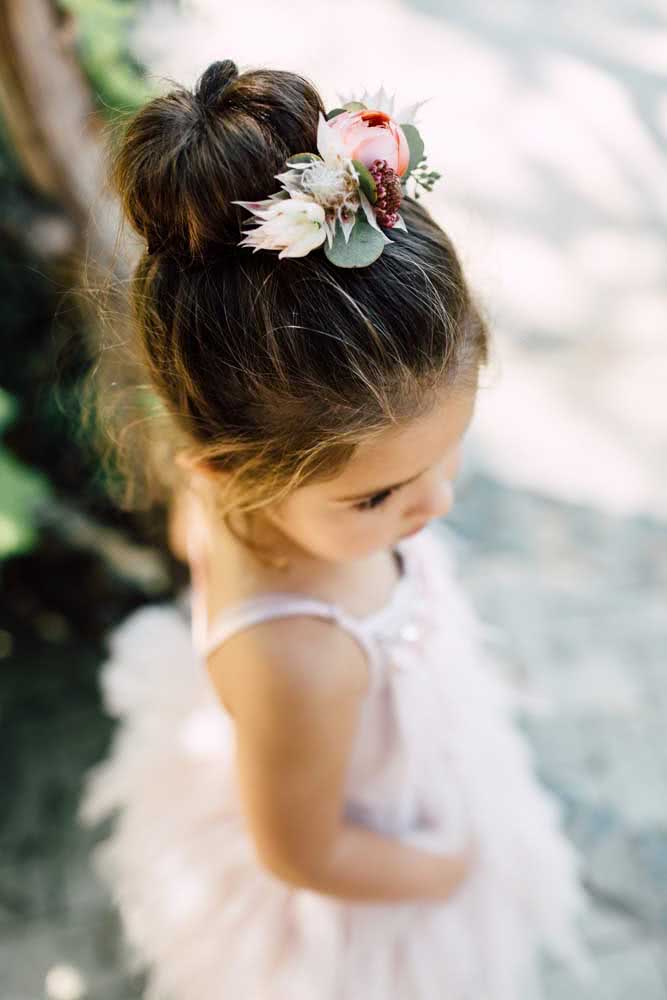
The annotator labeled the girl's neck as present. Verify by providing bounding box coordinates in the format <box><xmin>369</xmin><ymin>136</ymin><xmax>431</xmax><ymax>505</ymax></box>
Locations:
<box><xmin>188</xmin><ymin>479</ymin><xmax>399</xmax><ymax>615</ymax></box>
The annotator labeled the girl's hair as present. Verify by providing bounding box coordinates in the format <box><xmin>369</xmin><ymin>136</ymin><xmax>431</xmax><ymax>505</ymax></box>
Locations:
<box><xmin>90</xmin><ymin>59</ymin><xmax>490</xmax><ymax>555</ymax></box>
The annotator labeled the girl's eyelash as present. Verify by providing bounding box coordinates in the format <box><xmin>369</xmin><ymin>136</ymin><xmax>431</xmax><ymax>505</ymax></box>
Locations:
<box><xmin>354</xmin><ymin>487</ymin><xmax>395</xmax><ymax>512</ymax></box>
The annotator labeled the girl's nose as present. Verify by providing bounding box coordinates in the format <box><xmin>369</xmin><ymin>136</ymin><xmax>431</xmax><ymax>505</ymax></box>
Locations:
<box><xmin>406</xmin><ymin>474</ymin><xmax>455</xmax><ymax>522</ymax></box>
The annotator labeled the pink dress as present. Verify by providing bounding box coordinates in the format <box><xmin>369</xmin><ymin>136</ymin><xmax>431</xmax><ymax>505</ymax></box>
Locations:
<box><xmin>79</xmin><ymin>505</ymin><xmax>594</xmax><ymax>1000</ymax></box>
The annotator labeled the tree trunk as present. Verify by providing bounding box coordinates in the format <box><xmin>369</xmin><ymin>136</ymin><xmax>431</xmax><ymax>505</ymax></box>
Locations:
<box><xmin>0</xmin><ymin>0</ymin><xmax>131</xmax><ymax>274</ymax></box>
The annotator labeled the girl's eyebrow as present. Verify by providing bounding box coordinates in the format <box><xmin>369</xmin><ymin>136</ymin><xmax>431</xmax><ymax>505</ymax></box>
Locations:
<box><xmin>335</xmin><ymin>401</ymin><xmax>476</xmax><ymax>503</ymax></box>
<box><xmin>335</xmin><ymin>467</ymin><xmax>426</xmax><ymax>503</ymax></box>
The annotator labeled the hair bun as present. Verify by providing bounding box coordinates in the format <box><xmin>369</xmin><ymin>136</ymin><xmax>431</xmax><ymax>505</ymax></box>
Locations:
<box><xmin>113</xmin><ymin>62</ymin><xmax>324</xmax><ymax>263</ymax></box>
<box><xmin>195</xmin><ymin>59</ymin><xmax>239</xmax><ymax>110</ymax></box>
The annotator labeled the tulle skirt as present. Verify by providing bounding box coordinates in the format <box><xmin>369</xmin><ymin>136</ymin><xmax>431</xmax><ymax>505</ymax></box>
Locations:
<box><xmin>79</xmin><ymin>595</ymin><xmax>595</xmax><ymax>1000</ymax></box>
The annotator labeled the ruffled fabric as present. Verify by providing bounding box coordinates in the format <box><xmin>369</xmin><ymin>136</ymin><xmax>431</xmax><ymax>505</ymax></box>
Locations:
<box><xmin>79</xmin><ymin>526</ymin><xmax>595</xmax><ymax>1000</ymax></box>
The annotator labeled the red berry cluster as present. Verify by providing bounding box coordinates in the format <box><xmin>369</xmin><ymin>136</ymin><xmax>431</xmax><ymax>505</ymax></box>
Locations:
<box><xmin>368</xmin><ymin>159</ymin><xmax>403</xmax><ymax>228</ymax></box>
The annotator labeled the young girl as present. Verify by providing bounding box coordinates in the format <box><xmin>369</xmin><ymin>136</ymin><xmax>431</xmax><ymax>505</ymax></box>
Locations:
<box><xmin>79</xmin><ymin>59</ymin><xmax>593</xmax><ymax>1000</ymax></box>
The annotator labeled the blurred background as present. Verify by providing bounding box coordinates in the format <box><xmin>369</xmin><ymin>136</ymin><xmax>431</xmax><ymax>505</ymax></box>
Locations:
<box><xmin>1</xmin><ymin>1</ymin><xmax>665</xmax><ymax>997</ymax></box>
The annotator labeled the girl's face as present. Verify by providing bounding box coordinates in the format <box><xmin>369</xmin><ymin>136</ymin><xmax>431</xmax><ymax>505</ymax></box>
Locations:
<box><xmin>261</xmin><ymin>382</ymin><xmax>478</xmax><ymax>564</ymax></box>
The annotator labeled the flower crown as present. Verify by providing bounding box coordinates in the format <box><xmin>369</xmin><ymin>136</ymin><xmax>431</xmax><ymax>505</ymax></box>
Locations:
<box><xmin>231</xmin><ymin>86</ymin><xmax>441</xmax><ymax>269</ymax></box>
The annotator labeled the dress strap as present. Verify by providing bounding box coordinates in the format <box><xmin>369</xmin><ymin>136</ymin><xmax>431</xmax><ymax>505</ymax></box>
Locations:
<box><xmin>199</xmin><ymin>594</ymin><xmax>382</xmax><ymax>694</ymax></box>
<box><xmin>182</xmin><ymin>487</ymin><xmax>383</xmax><ymax>695</ymax></box>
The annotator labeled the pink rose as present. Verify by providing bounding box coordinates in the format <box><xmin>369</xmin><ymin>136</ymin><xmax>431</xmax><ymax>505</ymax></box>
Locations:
<box><xmin>328</xmin><ymin>109</ymin><xmax>410</xmax><ymax>177</ymax></box>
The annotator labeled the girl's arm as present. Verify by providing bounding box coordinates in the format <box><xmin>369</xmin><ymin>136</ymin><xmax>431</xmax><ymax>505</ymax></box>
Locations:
<box><xmin>306</xmin><ymin>817</ymin><xmax>474</xmax><ymax>903</ymax></box>
<box><xmin>206</xmin><ymin>615</ymin><xmax>474</xmax><ymax>904</ymax></box>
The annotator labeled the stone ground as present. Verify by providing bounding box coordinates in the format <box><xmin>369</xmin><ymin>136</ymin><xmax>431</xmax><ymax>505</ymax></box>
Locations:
<box><xmin>449</xmin><ymin>475</ymin><xmax>667</xmax><ymax>998</ymax></box>
<box><xmin>2</xmin><ymin>473</ymin><xmax>666</xmax><ymax>999</ymax></box>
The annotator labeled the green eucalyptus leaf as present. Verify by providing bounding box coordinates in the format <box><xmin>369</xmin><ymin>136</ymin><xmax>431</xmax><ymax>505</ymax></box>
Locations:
<box><xmin>324</xmin><ymin>217</ymin><xmax>386</xmax><ymax>268</ymax></box>
<box><xmin>342</xmin><ymin>101</ymin><xmax>367</xmax><ymax>112</ymax></box>
<box><xmin>286</xmin><ymin>152</ymin><xmax>322</xmax><ymax>167</ymax></box>
<box><xmin>325</xmin><ymin>108</ymin><xmax>347</xmax><ymax>120</ymax></box>
<box><xmin>352</xmin><ymin>159</ymin><xmax>377</xmax><ymax>204</ymax></box>
<box><xmin>400</xmin><ymin>123</ymin><xmax>425</xmax><ymax>180</ymax></box>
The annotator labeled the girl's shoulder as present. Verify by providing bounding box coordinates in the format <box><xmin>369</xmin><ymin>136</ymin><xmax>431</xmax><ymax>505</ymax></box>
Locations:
<box><xmin>205</xmin><ymin>608</ymin><xmax>371</xmax><ymax>722</ymax></box>
<box><xmin>198</xmin><ymin>543</ymin><xmax>405</xmax><ymax>718</ymax></box>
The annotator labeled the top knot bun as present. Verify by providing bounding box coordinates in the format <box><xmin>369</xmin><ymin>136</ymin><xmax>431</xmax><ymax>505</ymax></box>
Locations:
<box><xmin>112</xmin><ymin>61</ymin><xmax>325</xmax><ymax>261</ymax></box>
<box><xmin>195</xmin><ymin>59</ymin><xmax>239</xmax><ymax>110</ymax></box>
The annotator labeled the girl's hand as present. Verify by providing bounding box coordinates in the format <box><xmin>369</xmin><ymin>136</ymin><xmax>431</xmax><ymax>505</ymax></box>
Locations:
<box><xmin>399</xmin><ymin>823</ymin><xmax>479</xmax><ymax>902</ymax></box>
<box><xmin>433</xmin><ymin>832</ymin><xmax>479</xmax><ymax>901</ymax></box>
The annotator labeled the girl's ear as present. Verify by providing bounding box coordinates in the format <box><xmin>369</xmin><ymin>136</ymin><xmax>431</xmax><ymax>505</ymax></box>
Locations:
<box><xmin>175</xmin><ymin>450</ymin><xmax>219</xmax><ymax>480</ymax></box>
<box><xmin>175</xmin><ymin>450</ymin><xmax>196</xmax><ymax>472</ymax></box>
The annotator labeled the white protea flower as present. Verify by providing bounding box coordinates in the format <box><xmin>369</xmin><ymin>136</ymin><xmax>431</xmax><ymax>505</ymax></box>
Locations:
<box><xmin>232</xmin><ymin>112</ymin><xmax>390</xmax><ymax>257</ymax></box>
<box><xmin>335</xmin><ymin>85</ymin><xmax>433</xmax><ymax>128</ymax></box>
<box><xmin>233</xmin><ymin>197</ymin><xmax>327</xmax><ymax>258</ymax></box>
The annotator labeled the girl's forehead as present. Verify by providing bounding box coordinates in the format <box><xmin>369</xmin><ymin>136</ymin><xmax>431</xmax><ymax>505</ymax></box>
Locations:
<box><xmin>325</xmin><ymin>384</ymin><xmax>478</xmax><ymax>498</ymax></box>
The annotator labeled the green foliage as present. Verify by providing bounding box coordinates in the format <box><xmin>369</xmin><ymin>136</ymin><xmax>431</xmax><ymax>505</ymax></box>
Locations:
<box><xmin>0</xmin><ymin>5</ymin><xmax>165</xmax><ymax>567</ymax></box>
<box><xmin>400</xmin><ymin>124</ymin><xmax>425</xmax><ymax>181</ymax></box>
<box><xmin>0</xmin><ymin>390</ymin><xmax>51</xmax><ymax>560</ymax></box>
<box><xmin>399</xmin><ymin>125</ymin><xmax>441</xmax><ymax>199</ymax></box>
<box><xmin>352</xmin><ymin>159</ymin><xmax>377</xmax><ymax>204</ymax></box>
<box><xmin>410</xmin><ymin>160</ymin><xmax>442</xmax><ymax>199</ymax></box>
<box><xmin>324</xmin><ymin>216</ymin><xmax>386</xmax><ymax>268</ymax></box>
<box><xmin>286</xmin><ymin>153</ymin><xmax>322</xmax><ymax>167</ymax></box>
<box><xmin>57</xmin><ymin>0</ymin><xmax>156</xmax><ymax>116</ymax></box>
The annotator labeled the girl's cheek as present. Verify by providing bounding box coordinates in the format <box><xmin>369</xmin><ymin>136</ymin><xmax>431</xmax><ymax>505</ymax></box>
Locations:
<box><xmin>344</xmin><ymin>513</ymin><xmax>385</xmax><ymax>542</ymax></box>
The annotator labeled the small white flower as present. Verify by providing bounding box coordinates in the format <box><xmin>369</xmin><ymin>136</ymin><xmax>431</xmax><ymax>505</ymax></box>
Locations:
<box><xmin>234</xmin><ymin>197</ymin><xmax>327</xmax><ymax>258</ymax></box>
